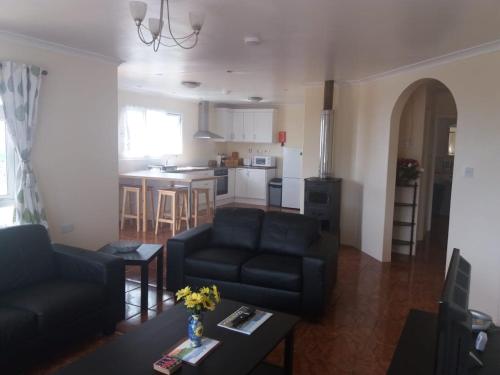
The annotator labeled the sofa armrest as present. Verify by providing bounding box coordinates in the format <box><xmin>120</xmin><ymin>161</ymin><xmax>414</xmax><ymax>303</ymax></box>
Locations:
<box><xmin>167</xmin><ymin>224</ymin><xmax>212</xmax><ymax>292</ymax></box>
<box><xmin>301</xmin><ymin>232</ymin><xmax>339</xmax><ymax>316</ymax></box>
<box><xmin>52</xmin><ymin>244</ymin><xmax>125</xmax><ymax>322</ymax></box>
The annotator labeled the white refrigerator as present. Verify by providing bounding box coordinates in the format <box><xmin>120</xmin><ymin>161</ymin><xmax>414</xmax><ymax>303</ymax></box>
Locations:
<box><xmin>282</xmin><ymin>147</ymin><xmax>302</xmax><ymax>209</ymax></box>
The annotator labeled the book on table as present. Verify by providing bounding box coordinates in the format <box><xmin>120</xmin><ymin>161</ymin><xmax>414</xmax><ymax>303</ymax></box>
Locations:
<box><xmin>218</xmin><ymin>306</ymin><xmax>273</xmax><ymax>335</ymax></box>
<box><xmin>168</xmin><ymin>337</ymin><xmax>220</xmax><ymax>366</ymax></box>
<box><xmin>153</xmin><ymin>355</ymin><xmax>181</xmax><ymax>374</ymax></box>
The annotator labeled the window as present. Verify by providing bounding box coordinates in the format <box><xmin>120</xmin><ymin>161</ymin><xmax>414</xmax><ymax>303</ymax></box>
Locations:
<box><xmin>0</xmin><ymin>100</ymin><xmax>16</xmax><ymax>226</ymax></box>
<box><xmin>120</xmin><ymin>106</ymin><xmax>182</xmax><ymax>159</ymax></box>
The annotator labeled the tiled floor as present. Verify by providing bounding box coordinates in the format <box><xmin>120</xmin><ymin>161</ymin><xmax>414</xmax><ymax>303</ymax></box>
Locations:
<box><xmin>26</xmin><ymin>207</ymin><xmax>448</xmax><ymax>374</ymax></box>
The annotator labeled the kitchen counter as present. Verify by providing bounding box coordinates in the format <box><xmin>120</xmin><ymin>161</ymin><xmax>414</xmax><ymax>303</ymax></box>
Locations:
<box><xmin>148</xmin><ymin>165</ymin><xmax>277</xmax><ymax>172</ymax></box>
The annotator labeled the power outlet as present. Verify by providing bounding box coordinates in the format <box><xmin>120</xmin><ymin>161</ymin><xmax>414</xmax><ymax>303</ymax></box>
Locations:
<box><xmin>60</xmin><ymin>224</ymin><xmax>74</xmax><ymax>234</ymax></box>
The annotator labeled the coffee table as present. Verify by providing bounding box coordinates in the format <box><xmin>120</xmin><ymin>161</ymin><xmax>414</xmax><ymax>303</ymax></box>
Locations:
<box><xmin>56</xmin><ymin>299</ymin><xmax>299</xmax><ymax>375</ymax></box>
<box><xmin>99</xmin><ymin>242</ymin><xmax>164</xmax><ymax>311</ymax></box>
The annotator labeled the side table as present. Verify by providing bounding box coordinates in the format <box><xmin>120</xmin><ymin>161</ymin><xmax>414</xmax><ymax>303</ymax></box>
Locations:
<box><xmin>99</xmin><ymin>242</ymin><xmax>164</xmax><ymax>311</ymax></box>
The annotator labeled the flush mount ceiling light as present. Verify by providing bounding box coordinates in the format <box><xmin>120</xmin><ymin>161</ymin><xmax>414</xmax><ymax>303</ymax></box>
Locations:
<box><xmin>244</xmin><ymin>35</ymin><xmax>261</xmax><ymax>46</ymax></box>
<box><xmin>129</xmin><ymin>0</ymin><xmax>205</xmax><ymax>52</ymax></box>
<box><xmin>248</xmin><ymin>96</ymin><xmax>263</xmax><ymax>103</ymax></box>
<box><xmin>182</xmin><ymin>81</ymin><xmax>201</xmax><ymax>88</ymax></box>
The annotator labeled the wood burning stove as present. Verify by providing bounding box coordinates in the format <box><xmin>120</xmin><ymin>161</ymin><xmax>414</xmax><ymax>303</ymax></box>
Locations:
<box><xmin>303</xmin><ymin>80</ymin><xmax>342</xmax><ymax>241</ymax></box>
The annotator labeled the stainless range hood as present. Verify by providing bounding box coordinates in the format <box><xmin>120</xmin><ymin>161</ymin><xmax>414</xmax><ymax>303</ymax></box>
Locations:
<box><xmin>193</xmin><ymin>101</ymin><xmax>223</xmax><ymax>140</ymax></box>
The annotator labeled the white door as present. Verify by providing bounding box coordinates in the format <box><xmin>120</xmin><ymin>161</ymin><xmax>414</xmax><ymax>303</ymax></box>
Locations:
<box><xmin>283</xmin><ymin>147</ymin><xmax>302</xmax><ymax>178</ymax></box>
<box><xmin>253</xmin><ymin>111</ymin><xmax>273</xmax><ymax>143</ymax></box>
<box><xmin>232</xmin><ymin>111</ymin><xmax>244</xmax><ymax>141</ymax></box>
<box><xmin>235</xmin><ymin>168</ymin><xmax>247</xmax><ymax>197</ymax></box>
<box><xmin>282</xmin><ymin>177</ymin><xmax>301</xmax><ymax>209</ymax></box>
<box><xmin>247</xmin><ymin>169</ymin><xmax>266</xmax><ymax>199</ymax></box>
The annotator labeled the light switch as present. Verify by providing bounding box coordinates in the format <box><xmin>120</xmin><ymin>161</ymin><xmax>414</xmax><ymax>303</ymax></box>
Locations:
<box><xmin>464</xmin><ymin>167</ymin><xmax>474</xmax><ymax>178</ymax></box>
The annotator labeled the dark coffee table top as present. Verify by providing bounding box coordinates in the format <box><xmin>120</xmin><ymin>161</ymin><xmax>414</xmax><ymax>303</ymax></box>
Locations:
<box><xmin>99</xmin><ymin>242</ymin><xmax>164</xmax><ymax>265</ymax></box>
<box><xmin>56</xmin><ymin>299</ymin><xmax>299</xmax><ymax>375</ymax></box>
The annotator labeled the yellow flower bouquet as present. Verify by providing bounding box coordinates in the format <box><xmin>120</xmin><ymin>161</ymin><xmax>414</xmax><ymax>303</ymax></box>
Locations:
<box><xmin>176</xmin><ymin>285</ymin><xmax>221</xmax><ymax>314</ymax></box>
<box><xmin>176</xmin><ymin>285</ymin><xmax>221</xmax><ymax>347</ymax></box>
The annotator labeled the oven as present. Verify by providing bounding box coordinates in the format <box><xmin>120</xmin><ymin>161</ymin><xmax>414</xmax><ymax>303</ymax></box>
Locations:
<box><xmin>214</xmin><ymin>167</ymin><xmax>228</xmax><ymax>195</ymax></box>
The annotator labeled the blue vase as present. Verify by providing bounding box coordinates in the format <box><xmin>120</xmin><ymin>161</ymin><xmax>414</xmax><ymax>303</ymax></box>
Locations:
<box><xmin>188</xmin><ymin>314</ymin><xmax>203</xmax><ymax>347</ymax></box>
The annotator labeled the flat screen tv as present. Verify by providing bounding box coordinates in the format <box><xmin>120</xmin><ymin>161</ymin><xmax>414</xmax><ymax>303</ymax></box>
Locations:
<box><xmin>435</xmin><ymin>248</ymin><xmax>473</xmax><ymax>375</ymax></box>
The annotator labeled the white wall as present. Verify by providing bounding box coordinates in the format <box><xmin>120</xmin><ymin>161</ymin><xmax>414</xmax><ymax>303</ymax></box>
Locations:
<box><xmin>334</xmin><ymin>50</ymin><xmax>500</xmax><ymax>320</ymax></box>
<box><xmin>0</xmin><ymin>34</ymin><xmax>119</xmax><ymax>250</ymax></box>
<box><xmin>118</xmin><ymin>90</ymin><xmax>226</xmax><ymax>173</ymax></box>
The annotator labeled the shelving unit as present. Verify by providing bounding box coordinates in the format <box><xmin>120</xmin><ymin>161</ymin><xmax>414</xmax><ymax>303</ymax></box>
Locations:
<box><xmin>392</xmin><ymin>183</ymin><xmax>418</xmax><ymax>256</ymax></box>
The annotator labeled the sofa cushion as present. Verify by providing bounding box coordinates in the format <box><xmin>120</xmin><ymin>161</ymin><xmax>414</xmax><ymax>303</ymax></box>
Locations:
<box><xmin>0</xmin><ymin>307</ymin><xmax>37</xmax><ymax>351</ymax></box>
<box><xmin>259</xmin><ymin>212</ymin><xmax>320</xmax><ymax>256</ymax></box>
<box><xmin>0</xmin><ymin>225</ymin><xmax>56</xmax><ymax>294</ymax></box>
<box><xmin>0</xmin><ymin>279</ymin><xmax>105</xmax><ymax>335</ymax></box>
<box><xmin>210</xmin><ymin>208</ymin><xmax>264</xmax><ymax>251</ymax></box>
<box><xmin>185</xmin><ymin>248</ymin><xmax>254</xmax><ymax>282</ymax></box>
<box><xmin>241</xmin><ymin>254</ymin><xmax>302</xmax><ymax>292</ymax></box>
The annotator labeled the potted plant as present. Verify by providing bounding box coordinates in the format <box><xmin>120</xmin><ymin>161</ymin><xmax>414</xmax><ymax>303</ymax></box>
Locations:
<box><xmin>176</xmin><ymin>285</ymin><xmax>221</xmax><ymax>347</ymax></box>
<box><xmin>396</xmin><ymin>158</ymin><xmax>423</xmax><ymax>185</ymax></box>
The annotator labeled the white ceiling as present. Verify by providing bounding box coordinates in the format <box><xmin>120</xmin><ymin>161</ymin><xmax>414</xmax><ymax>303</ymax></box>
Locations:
<box><xmin>2</xmin><ymin>0</ymin><xmax>500</xmax><ymax>103</ymax></box>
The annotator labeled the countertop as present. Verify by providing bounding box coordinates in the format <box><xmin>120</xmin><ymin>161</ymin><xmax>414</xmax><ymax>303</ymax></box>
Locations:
<box><xmin>148</xmin><ymin>165</ymin><xmax>277</xmax><ymax>172</ymax></box>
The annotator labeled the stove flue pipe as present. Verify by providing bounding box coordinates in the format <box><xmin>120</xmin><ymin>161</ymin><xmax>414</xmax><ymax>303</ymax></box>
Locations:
<box><xmin>319</xmin><ymin>80</ymin><xmax>334</xmax><ymax>179</ymax></box>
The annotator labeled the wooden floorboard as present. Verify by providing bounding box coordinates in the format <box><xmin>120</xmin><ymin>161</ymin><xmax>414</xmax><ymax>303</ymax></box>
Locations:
<box><xmin>25</xmin><ymin>206</ymin><xmax>448</xmax><ymax>374</ymax></box>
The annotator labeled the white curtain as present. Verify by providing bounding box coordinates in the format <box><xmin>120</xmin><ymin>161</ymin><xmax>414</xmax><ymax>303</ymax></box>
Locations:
<box><xmin>0</xmin><ymin>61</ymin><xmax>47</xmax><ymax>226</ymax></box>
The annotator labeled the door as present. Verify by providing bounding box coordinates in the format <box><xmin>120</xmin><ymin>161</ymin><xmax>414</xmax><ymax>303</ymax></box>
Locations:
<box><xmin>247</xmin><ymin>169</ymin><xmax>266</xmax><ymax>200</ymax></box>
<box><xmin>253</xmin><ymin>111</ymin><xmax>273</xmax><ymax>143</ymax></box>
<box><xmin>282</xmin><ymin>177</ymin><xmax>301</xmax><ymax>209</ymax></box>
<box><xmin>232</xmin><ymin>111</ymin><xmax>245</xmax><ymax>142</ymax></box>
<box><xmin>235</xmin><ymin>168</ymin><xmax>247</xmax><ymax>197</ymax></box>
<box><xmin>283</xmin><ymin>148</ymin><xmax>302</xmax><ymax>178</ymax></box>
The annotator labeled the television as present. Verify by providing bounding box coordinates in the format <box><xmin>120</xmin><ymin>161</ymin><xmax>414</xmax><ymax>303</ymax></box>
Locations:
<box><xmin>435</xmin><ymin>248</ymin><xmax>473</xmax><ymax>375</ymax></box>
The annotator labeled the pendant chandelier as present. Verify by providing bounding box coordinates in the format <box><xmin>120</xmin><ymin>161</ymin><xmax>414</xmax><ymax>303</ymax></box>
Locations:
<box><xmin>129</xmin><ymin>0</ymin><xmax>205</xmax><ymax>52</ymax></box>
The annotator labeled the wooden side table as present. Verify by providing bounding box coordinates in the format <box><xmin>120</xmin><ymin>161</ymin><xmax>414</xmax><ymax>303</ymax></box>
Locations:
<box><xmin>99</xmin><ymin>242</ymin><xmax>164</xmax><ymax>311</ymax></box>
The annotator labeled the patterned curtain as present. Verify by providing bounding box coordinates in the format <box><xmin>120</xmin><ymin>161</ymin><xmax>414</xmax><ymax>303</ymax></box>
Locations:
<box><xmin>0</xmin><ymin>61</ymin><xmax>47</xmax><ymax>227</ymax></box>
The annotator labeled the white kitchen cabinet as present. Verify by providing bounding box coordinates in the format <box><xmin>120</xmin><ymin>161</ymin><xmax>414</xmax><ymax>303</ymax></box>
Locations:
<box><xmin>252</xmin><ymin>111</ymin><xmax>274</xmax><ymax>143</ymax></box>
<box><xmin>216</xmin><ymin>108</ymin><xmax>275</xmax><ymax>143</ymax></box>
<box><xmin>214</xmin><ymin>108</ymin><xmax>233</xmax><ymax>141</ymax></box>
<box><xmin>232</xmin><ymin>111</ymin><xmax>245</xmax><ymax>142</ymax></box>
<box><xmin>235</xmin><ymin>167</ymin><xmax>276</xmax><ymax>202</ymax></box>
<box><xmin>228</xmin><ymin>168</ymin><xmax>236</xmax><ymax>198</ymax></box>
<box><xmin>247</xmin><ymin>169</ymin><xmax>267</xmax><ymax>199</ymax></box>
<box><xmin>235</xmin><ymin>168</ymin><xmax>248</xmax><ymax>197</ymax></box>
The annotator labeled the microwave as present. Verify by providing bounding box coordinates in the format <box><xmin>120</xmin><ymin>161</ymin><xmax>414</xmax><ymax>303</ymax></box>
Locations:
<box><xmin>252</xmin><ymin>156</ymin><xmax>276</xmax><ymax>167</ymax></box>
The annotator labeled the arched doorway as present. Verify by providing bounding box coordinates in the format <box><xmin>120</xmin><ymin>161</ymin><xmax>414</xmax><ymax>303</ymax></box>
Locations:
<box><xmin>387</xmin><ymin>78</ymin><xmax>457</xmax><ymax>261</ymax></box>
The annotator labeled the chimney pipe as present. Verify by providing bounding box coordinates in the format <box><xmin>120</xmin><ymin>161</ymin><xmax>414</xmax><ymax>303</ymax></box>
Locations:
<box><xmin>319</xmin><ymin>80</ymin><xmax>335</xmax><ymax>178</ymax></box>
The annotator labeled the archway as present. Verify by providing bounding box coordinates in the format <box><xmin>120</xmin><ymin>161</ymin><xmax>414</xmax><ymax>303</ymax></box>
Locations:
<box><xmin>385</xmin><ymin>78</ymin><xmax>457</xmax><ymax>262</ymax></box>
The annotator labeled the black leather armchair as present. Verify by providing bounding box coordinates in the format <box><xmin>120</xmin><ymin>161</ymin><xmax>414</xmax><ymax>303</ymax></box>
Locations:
<box><xmin>167</xmin><ymin>208</ymin><xmax>338</xmax><ymax>316</ymax></box>
<box><xmin>0</xmin><ymin>225</ymin><xmax>125</xmax><ymax>371</ymax></box>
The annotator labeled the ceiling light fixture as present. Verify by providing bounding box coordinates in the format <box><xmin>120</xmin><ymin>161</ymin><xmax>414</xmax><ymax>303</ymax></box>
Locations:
<box><xmin>244</xmin><ymin>36</ymin><xmax>261</xmax><ymax>46</ymax></box>
<box><xmin>182</xmin><ymin>81</ymin><xmax>201</xmax><ymax>88</ymax></box>
<box><xmin>248</xmin><ymin>96</ymin><xmax>263</xmax><ymax>103</ymax></box>
<box><xmin>129</xmin><ymin>0</ymin><xmax>205</xmax><ymax>52</ymax></box>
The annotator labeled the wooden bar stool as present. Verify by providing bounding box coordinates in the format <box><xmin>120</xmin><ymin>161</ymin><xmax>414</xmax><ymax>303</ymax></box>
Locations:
<box><xmin>192</xmin><ymin>188</ymin><xmax>212</xmax><ymax>227</ymax></box>
<box><xmin>120</xmin><ymin>185</ymin><xmax>155</xmax><ymax>232</ymax></box>
<box><xmin>175</xmin><ymin>187</ymin><xmax>190</xmax><ymax>232</ymax></box>
<box><xmin>155</xmin><ymin>189</ymin><xmax>180</xmax><ymax>235</ymax></box>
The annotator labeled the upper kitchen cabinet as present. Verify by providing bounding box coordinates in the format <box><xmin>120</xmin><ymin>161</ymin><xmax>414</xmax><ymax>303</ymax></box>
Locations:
<box><xmin>213</xmin><ymin>108</ymin><xmax>233</xmax><ymax>142</ymax></box>
<box><xmin>215</xmin><ymin>108</ymin><xmax>276</xmax><ymax>143</ymax></box>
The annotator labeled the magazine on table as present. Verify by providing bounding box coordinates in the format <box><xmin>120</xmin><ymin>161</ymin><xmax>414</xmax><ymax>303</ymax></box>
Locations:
<box><xmin>168</xmin><ymin>337</ymin><xmax>220</xmax><ymax>366</ymax></box>
<box><xmin>217</xmin><ymin>306</ymin><xmax>273</xmax><ymax>335</ymax></box>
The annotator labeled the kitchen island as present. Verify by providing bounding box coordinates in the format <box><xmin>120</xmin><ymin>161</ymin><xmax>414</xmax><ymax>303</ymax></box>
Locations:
<box><xmin>120</xmin><ymin>169</ymin><xmax>218</xmax><ymax>233</ymax></box>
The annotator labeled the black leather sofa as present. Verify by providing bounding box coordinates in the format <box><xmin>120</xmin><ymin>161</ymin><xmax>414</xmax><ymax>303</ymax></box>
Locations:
<box><xmin>167</xmin><ymin>208</ymin><xmax>338</xmax><ymax>316</ymax></box>
<box><xmin>0</xmin><ymin>224</ymin><xmax>125</xmax><ymax>371</ymax></box>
